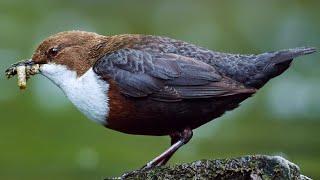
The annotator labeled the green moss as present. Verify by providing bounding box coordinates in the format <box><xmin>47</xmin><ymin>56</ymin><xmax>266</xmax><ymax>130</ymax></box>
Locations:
<box><xmin>110</xmin><ymin>155</ymin><xmax>310</xmax><ymax>180</ymax></box>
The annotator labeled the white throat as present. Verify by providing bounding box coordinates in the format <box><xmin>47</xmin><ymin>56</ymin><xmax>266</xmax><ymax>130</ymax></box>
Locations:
<box><xmin>40</xmin><ymin>63</ymin><xmax>109</xmax><ymax>125</ymax></box>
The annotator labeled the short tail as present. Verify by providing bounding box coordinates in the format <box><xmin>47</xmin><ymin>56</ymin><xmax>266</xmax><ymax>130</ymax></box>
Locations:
<box><xmin>245</xmin><ymin>47</ymin><xmax>317</xmax><ymax>88</ymax></box>
<box><xmin>264</xmin><ymin>47</ymin><xmax>316</xmax><ymax>63</ymax></box>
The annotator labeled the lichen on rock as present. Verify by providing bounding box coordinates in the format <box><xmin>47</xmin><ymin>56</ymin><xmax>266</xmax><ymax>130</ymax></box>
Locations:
<box><xmin>106</xmin><ymin>155</ymin><xmax>311</xmax><ymax>180</ymax></box>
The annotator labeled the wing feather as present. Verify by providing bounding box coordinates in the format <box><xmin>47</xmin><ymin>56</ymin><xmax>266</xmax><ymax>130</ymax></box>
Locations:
<box><xmin>93</xmin><ymin>48</ymin><xmax>255</xmax><ymax>101</ymax></box>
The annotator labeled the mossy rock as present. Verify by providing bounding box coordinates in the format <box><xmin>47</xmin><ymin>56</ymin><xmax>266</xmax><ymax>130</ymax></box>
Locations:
<box><xmin>106</xmin><ymin>155</ymin><xmax>311</xmax><ymax>180</ymax></box>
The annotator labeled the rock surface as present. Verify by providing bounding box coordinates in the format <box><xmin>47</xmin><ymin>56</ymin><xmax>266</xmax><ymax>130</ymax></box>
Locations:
<box><xmin>106</xmin><ymin>155</ymin><xmax>312</xmax><ymax>180</ymax></box>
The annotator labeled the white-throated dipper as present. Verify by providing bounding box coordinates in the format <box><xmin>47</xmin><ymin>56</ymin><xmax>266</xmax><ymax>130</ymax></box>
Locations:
<box><xmin>5</xmin><ymin>31</ymin><xmax>317</xmax><ymax>169</ymax></box>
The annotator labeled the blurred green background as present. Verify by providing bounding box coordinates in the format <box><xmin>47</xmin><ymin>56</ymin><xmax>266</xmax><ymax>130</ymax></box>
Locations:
<box><xmin>1</xmin><ymin>0</ymin><xmax>319</xmax><ymax>179</ymax></box>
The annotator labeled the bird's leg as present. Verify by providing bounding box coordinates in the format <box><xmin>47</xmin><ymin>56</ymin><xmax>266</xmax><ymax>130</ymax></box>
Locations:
<box><xmin>156</xmin><ymin>132</ymin><xmax>182</xmax><ymax>166</ymax></box>
<box><xmin>142</xmin><ymin>128</ymin><xmax>193</xmax><ymax>170</ymax></box>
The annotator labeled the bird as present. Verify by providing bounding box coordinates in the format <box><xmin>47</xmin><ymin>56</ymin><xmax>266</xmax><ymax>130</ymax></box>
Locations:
<box><xmin>6</xmin><ymin>31</ymin><xmax>316</xmax><ymax>169</ymax></box>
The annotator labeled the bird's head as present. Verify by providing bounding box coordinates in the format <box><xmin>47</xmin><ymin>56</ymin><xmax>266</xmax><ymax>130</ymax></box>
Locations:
<box><xmin>32</xmin><ymin>31</ymin><xmax>108</xmax><ymax>76</ymax></box>
<box><xmin>6</xmin><ymin>31</ymin><xmax>136</xmax><ymax>91</ymax></box>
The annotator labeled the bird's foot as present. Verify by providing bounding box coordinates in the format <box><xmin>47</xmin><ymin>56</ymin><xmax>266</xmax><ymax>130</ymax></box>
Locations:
<box><xmin>120</xmin><ymin>162</ymin><xmax>159</xmax><ymax>179</ymax></box>
<box><xmin>120</xmin><ymin>169</ymin><xmax>145</xmax><ymax>179</ymax></box>
<box><xmin>140</xmin><ymin>162</ymin><xmax>156</xmax><ymax>171</ymax></box>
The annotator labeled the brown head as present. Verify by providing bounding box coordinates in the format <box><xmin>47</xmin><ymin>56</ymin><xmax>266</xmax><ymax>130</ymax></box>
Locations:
<box><xmin>31</xmin><ymin>31</ymin><xmax>109</xmax><ymax>76</ymax></box>
<box><xmin>30</xmin><ymin>31</ymin><xmax>143</xmax><ymax>76</ymax></box>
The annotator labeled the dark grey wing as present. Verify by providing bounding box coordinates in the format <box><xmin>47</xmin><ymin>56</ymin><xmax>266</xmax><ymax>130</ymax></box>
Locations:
<box><xmin>133</xmin><ymin>36</ymin><xmax>316</xmax><ymax>89</ymax></box>
<box><xmin>93</xmin><ymin>48</ymin><xmax>254</xmax><ymax>102</ymax></box>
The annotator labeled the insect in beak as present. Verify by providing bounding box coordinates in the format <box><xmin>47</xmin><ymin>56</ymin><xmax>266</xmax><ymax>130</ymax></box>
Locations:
<box><xmin>5</xmin><ymin>59</ymin><xmax>40</xmax><ymax>90</ymax></box>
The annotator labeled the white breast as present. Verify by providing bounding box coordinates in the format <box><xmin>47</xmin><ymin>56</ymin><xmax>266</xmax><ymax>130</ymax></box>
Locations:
<box><xmin>40</xmin><ymin>63</ymin><xmax>109</xmax><ymax>125</ymax></box>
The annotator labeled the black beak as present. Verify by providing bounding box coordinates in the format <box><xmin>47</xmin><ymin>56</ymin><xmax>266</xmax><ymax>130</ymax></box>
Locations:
<box><xmin>5</xmin><ymin>59</ymin><xmax>35</xmax><ymax>78</ymax></box>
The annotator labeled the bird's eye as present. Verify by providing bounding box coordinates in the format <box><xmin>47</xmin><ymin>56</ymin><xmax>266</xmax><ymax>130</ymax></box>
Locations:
<box><xmin>47</xmin><ymin>47</ymin><xmax>60</xmax><ymax>58</ymax></box>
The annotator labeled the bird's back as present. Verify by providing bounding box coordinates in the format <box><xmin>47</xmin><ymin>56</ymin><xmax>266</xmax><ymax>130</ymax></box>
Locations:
<box><xmin>131</xmin><ymin>35</ymin><xmax>316</xmax><ymax>89</ymax></box>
